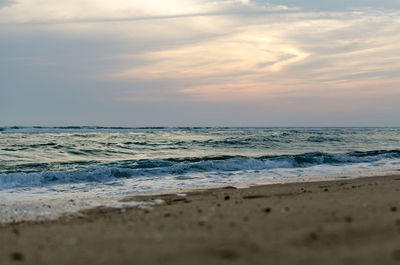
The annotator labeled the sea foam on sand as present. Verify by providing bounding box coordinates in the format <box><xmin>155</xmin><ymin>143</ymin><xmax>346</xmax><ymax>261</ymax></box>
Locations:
<box><xmin>1</xmin><ymin>167</ymin><xmax>398</xmax><ymax>224</ymax></box>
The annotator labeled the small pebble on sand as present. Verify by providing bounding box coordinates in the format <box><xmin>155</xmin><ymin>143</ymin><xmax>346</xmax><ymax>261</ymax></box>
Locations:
<box><xmin>10</xmin><ymin>252</ymin><xmax>24</xmax><ymax>261</ymax></box>
<box><xmin>309</xmin><ymin>232</ymin><xmax>318</xmax><ymax>240</ymax></box>
<box><xmin>344</xmin><ymin>216</ymin><xmax>353</xmax><ymax>223</ymax></box>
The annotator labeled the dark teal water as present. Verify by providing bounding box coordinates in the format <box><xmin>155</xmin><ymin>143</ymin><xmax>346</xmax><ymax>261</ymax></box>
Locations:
<box><xmin>1</xmin><ymin>127</ymin><xmax>400</xmax><ymax>191</ymax></box>
<box><xmin>1</xmin><ymin>127</ymin><xmax>400</xmax><ymax>223</ymax></box>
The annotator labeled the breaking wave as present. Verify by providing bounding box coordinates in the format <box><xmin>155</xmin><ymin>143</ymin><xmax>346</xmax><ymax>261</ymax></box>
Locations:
<box><xmin>1</xmin><ymin>149</ymin><xmax>399</xmax><ymax>189</ymax></box>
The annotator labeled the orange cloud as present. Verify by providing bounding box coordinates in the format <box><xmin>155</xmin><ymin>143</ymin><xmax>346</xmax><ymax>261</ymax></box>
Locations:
<box><xmin>114</xmin><ymin>30</ymin><xmax>308</xmax><ymax>80</ymax></box>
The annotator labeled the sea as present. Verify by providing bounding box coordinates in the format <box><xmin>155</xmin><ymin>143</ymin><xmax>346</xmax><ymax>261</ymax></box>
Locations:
<box><xmin>1</xmin><ymin>126</ymin><xmax>400</xmax><ymax>223</ymax></box>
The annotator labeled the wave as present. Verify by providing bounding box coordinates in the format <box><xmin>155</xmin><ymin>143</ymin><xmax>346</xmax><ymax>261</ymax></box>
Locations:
<box><xmin>1</xmin><ymin>149</ymin><xmax>399</xmax><ymax>189</ymax></box>
<box><xmin>2</xmin><ymin>126</ymin><xmax>397</xmax><ymax>134</ymax></box>
<box><xmin>0</xmin><ymin>126</ymin><xmax>233</xmax><ymax>133</ymax></box>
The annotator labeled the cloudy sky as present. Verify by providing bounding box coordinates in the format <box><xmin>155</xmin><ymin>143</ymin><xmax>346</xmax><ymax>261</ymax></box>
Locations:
<box><xmin>1</xmin><ymin>0</ymin><xmax>399</xmax><ymax>126</ymax></box>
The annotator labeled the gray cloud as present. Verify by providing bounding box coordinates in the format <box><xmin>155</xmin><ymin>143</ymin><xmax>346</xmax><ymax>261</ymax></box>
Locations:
<box><xmin>258</xmin><ymin>0</ymin><xmax>400</xmax><ymax>10</ymax></box>
<box><xmin>0</xmin><ymin>9</ymin><xmax>297</xmax><ymax>26</ymax></box>
<box><xmin>0</xmin><ymin>0</ymin><xmax>15</xmax><ymax>8</ymax></box>
<box><xmin>1</xmin><ymin>0</ymin><xmax>400</xmax><ymax>126</ymax></box>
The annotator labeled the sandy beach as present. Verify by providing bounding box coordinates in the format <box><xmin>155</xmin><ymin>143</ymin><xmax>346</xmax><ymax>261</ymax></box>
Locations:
<box><xmin>1</xmin><ymin>174</ymin><xmax>400</xmax><ymax>265</ymax></box>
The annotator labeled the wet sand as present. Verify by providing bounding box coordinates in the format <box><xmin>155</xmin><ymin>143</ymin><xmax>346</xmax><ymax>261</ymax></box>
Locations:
<box><xmin>2</xmin><ymin>174</ymin><xmax>400</xmax><ymax>265</ymax></box>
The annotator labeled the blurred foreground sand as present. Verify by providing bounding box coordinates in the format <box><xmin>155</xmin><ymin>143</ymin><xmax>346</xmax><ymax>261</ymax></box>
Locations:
<box><xmin>2</xmin><ymin>174</ymin><xmax>400</xmax><ymax>265</ymax></box>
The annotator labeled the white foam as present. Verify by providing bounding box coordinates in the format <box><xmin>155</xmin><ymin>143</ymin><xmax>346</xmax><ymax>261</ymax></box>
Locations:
<box><xmin>1</xmin><ymin>154</ymin><xmax>399</xmax><ymax>190</ymax></box>
<box><xmin>0</xmin><ymin>191</ymin><xmax>164</xmax><ymax>223</ymax></box>
<box><xmin>0</xmin><ymin>163</ymin><xmax>399</xmax><ymax>224</ymax></box>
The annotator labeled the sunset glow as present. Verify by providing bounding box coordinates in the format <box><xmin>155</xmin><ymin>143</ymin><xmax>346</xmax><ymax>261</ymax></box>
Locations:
<box><xmin>1</xmin><ymin>0</ymin><xmax>399</xmax><ymax>125</ymax></box>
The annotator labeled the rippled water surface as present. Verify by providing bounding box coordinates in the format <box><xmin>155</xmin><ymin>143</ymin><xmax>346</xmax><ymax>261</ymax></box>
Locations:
<box><xmin>1</xmin><ymin>127</ymin><xmax>400</xmax><ymax>222</ymax></box>
<box><xmin>1</xmin><ymin>127</ymin><xmax>400</xmax><ymax>190</ymax></box>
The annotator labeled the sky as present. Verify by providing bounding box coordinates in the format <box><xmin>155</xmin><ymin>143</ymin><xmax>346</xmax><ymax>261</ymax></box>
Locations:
<box><xmin>1</xmin><ymin>0</ymin><xmax>399</xmax><ymax>126</ymax></box>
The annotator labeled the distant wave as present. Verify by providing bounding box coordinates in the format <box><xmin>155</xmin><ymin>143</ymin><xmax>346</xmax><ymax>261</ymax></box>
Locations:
<box><xmin>0</xmin><ymin>126</ymin><xmax>170</xmax><ymax>133</ymax></box>
<box><xmin>1</xmin><ymin>149</ymin><xmax>399</xmax><ymax>189</ymax></box>
<box><xmin>2</xmin><ymin>126</ymin><xmax>397</xmax><ymax>134</ymax></box>
<box><xmin>0</xmin><ymin>126</ymin><xmax>245</xmax><ymax>133</ymax></box>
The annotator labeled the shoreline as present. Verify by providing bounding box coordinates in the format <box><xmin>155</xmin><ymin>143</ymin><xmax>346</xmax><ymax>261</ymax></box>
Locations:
<box><xmin>1</xmin><ymin>167</ymin><xmax>399</xmax><ymax>224</ymax></box>
<box><xmin>1</xmin><ymin>166</ymin><xmax>399</xmax><ymax>224</ymax></box>
<box><xmin>2</xmin><ymin>173</ymin><xmax>400</xmax><ymax>264</ymax></box>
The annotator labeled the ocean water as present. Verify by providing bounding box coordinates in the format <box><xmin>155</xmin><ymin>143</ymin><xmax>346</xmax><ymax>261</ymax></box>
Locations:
<box><xmin>1</xmin><ymin>127</ymin><xmax>400</xmax><ymax>222</ymax></box>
